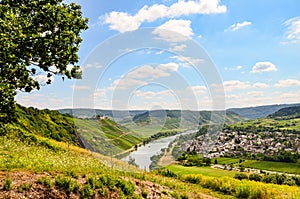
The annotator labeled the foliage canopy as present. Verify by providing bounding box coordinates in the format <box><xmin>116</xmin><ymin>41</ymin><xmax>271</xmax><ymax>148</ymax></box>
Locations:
<box><xmin>0</xmin><ymin>0</ymin><xmax>88</xmax><ymax>122</ymax></box>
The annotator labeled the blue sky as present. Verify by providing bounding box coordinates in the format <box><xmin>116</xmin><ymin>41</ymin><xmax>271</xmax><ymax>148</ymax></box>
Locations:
<box><xmin>16</xmin><ymin>0</ymin><xmax>300</xmax><ymax>110</ymax></box>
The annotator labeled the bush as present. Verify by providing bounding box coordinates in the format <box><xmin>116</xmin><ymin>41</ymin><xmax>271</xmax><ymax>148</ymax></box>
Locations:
<box><xmin>80</xmin><ymin>184</ymin><xmax>95</xmax><ymax>198</ymax></box>
<box><xmin>184</xmin><ymin>175</ymin><xmax>202</xmax><ymax>184</ymax></box>
<box><xmin>292</xmin><ymin>176</ymin><xmax>300</xmax><ymax>186</ymax></box>
<box><xmin>249</xmin><ymin>173</ymin><xmax>262</xmax><ymax>182</ymax></box>
<box><xmin>55</xmin><ymin>176</ymin><xmax>80</xmax><ymax>193</ymax></box>
<box><xmin>116</xmin><ymin>178</ymin><xmax>135</xmax><ymax>196</ymax></box>
<box><xmin>234</xmin><ymin>173</ymin><xmax>249</xmax><ymax>180</ymax></box>
<box><xmin>37</xmin><ymin>177</ymin><xmax>52</xmax><ymax>189</ymax></box>
<box><xmin>98</xmin><ymin>175</ymin><xmax>117</xmax><ymax>190</ymax></box>
<box><xmin>283</xmin><ymin>178</ymin><xmax>296</xmax><ymax>186</ymax></box>
<box><xmin>158</xmin><ymin>168</ymin><xmax>177</xmax><ymax>178</ymax></box>
<box><xmin>141</xmin><ymin>190</ymin><xmax>148</xmax><ymax>198</ymax></box>
<box><xmin>3</xmin><ymin>175</ymin><xmax>13</xmax><ymax>191</ymax></box>
<box><xmin>236</xmin><ymin>183</ymin><xmax>251</xmax><ymax>198</ymax></box>
<box><xmin>262</xmin><ymin>174</ymin><xmax>277</xmax><ymax>184</ymax></box>
<box><xmin>67</xmin><ymin>170</ymin><xmax>79</xmax><ymax>179</ymax></box>
<box><xmin>17</xmin><ymin>183</ymin><xmax>32</xmax><ymax>192</ymax></box>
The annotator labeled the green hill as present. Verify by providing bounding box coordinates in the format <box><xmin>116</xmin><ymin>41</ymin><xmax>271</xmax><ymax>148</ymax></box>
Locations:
<box><xmin>0</xmin><ymin>105</ymin><xmax>232</xmax><ymax>199</ymax></box>
<box><xmin>2</xmin><ymin>105</ymin><xmax>300</xmax><ymax>198</ymax></box>
<box><xmin>228</xmin><ymin>103</ymin><xmax>300</xmax><ymax>119</ymax></box>
<box><xmin>4</xmin><ymin>104</ymin><xmax>80</xmax><ymax>146</ymax></box>
<box><xmin>74</xmin><ymin>118</ymin><xmax>142</xmax><ymax>156</ymax></box>
<box><xmin>269</xmin><ymin>106</ymin><xmax>300</xmax><ymax>119</ymax></box>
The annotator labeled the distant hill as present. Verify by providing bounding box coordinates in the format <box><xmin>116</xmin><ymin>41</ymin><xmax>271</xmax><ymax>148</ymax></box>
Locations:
<box><xmin>269</xmin><ymin>106</ymin><xmax>300</xmax><ymax>119</ymax></box>
<box><xmin>59</xmin><ymin>109</ymin><xmax>244</xmax><ymax>129</ymax></box>
<box><xmin>228</xmin><ymin>103</ymin><xmax>300</xmax><ymax>119</ymax></box>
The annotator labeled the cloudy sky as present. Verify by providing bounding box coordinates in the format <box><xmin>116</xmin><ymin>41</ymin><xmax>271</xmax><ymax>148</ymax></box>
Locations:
<box><xmin>16</xmin><ymin>0</ymin><xmax>300</xmax><ymax>110</ymax></box>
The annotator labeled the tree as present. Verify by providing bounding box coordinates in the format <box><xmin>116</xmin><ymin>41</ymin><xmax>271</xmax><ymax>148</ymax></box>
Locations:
<box><xmin>128</xmin><ymin>156</ymin><xmax>138</xmax><ymax>167</ymax></box>
<box><xmin>0</xmin><ymin>0</ymin><xmax>88</xmax><ymax>123</ymax></box>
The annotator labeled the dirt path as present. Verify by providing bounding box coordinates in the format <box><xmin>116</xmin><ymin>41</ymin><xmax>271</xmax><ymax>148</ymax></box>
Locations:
<box><xmin>157</xmin><ymin>143</ymin><xmax>178</xmax><ymax>167</ymax></box>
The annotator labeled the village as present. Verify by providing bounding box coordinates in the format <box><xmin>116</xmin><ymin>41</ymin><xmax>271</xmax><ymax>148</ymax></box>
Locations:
<box><xmin>188</xmin><ymin>129</ymin><xmax>300</xmax><ymax>159</ymax></box>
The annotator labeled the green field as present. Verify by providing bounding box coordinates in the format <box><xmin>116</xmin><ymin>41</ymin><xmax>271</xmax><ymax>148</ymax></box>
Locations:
<box><xmin>241</xmin><ymin>160</ymin><xmax>300</xmax><ymax>175</ymax></box>
<box><xmin>166</xmin><ymin>164</ymin><xmax>238</xmax><ymax>177</ymax></box>
<box><xmin>212</xmin><ymin>157</ymin><xmax>300</xmax><ymax>175</ymax></box>
<box><xmin>213</xmin><ymin>157</ymin><xmax>241</xmax><ymax>165</ymax></box>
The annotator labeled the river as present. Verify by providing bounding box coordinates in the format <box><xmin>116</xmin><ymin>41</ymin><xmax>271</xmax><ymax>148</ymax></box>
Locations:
<box><xmin>123</xmin><ymin>130</ymin><xmax>195</xmax><ymax>171</ymax></box>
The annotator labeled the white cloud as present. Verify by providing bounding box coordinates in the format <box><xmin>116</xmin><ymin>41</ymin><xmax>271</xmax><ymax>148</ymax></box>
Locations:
<box><xmin>275</xmin><ymin>79</ymin><xmax>300</xmax><ymax>88</ymax></box>
<box><xmin>108</xmin><ymin>78</ymin><xmax>147</xmax><ymax>91</ymax></box>
<box><xmin>224</xmin><ymin>65</ymin><xmax>243</xmax><ymax>71</ymax></box>
<box><xmin>226</xmin><ymin>21</ymin><xmax>251</xmax><ymax>32</ymax></box>
<box><xmin>108</xmin><ymin>62</ymin><xmax>179</xmax><ymax>91</ymax></box>
<box><xmin>246</xmin><ymin>91</ymin><xmax>264</xmax><ymax>97</ymax></box>
<box><xmin>157</xmin><ymin>62</ymin><xmax>179</xmax><ymax>72</ymax></box>
<box><xmin>33</xmin><ymin>75</ymin><xmax>55</xmax><ymax>84</ymax></box>
<box><xmin>169</xmin><ymin>44</ymin><xmax>187</xmax><ymax>52</ymax></box>
<box><xmin>251</xmin><ymin>62</ymin><xmax>278</xmax><ymax>73</ymax></box>
<box><xmin>223</xmin><ymin>80</ymin><xmax>251</xmax><ymax>92</ymax></box>
<box><xmin>152</xmin><ymin>19</ymin><xmax>193</xmax><ymax>42</ymax></box>
<box><xmin>187</xmin><ymin>85</ymin><xmax>207</xmax><ymax>95</ymax></box>
<box><xmin>171</xmin><ymin>55</ymin><xmax>204</xmax><ymax>66</ymax></box>
<box><xmin>93</xmin><ymin>88</ymin><xmax>107</xmax><ymax>98</ymax></box>
<box><xmin>127</xmin><ymin>65</ymin><xmax>168</xmax><ymax>79</ymax></box>
<box><xmin>126</xmin><ymin>62</ymin><xmax>179</xmax><ymax>80</ymax></box>
<box><xmin>284</xmin><ymin>17</ymin><xmax>300</xmax><ymax>43</ymax></box>
<box><xmin>103</xmin><ymin>0</ymin><xmax>227</xmax><ymax>33</ymax></box>
<box><xmin>134</xmin><ymin>90</ymin><xmax>173</xmax><ymax>100</ymax></box>
<box><xmin>253</xmin><ymin>82</ymin><xmax>270</xmax><ymax>89</ymax></box>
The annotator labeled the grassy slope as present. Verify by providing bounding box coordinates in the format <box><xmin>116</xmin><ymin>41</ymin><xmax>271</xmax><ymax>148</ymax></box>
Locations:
<box><xmin>74</xmin><ymin>118</ymin><xmax>142</xmax><ymax>155</ymax></box>
<box><xmin>11</xmin><ymin>105</ymin><xmax>79</xmax><ymax>146</ymax></box>
<box><xmin>2</xmin><ymin>106</ymin><xmax>300</xmax><ymax>198</ymax></box>
<box><xmin>0</xmin><ymin>134</ymin><xmax>231</xmax><ymax>198</ymax></box>
<box><xmin>8</xmin><ymin>105</ymin><xmax>143</xmax><ymax>156</ymax></box>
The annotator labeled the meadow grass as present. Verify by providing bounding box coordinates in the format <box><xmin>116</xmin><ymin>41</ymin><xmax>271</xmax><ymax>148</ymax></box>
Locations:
<box><xmin>166</xmin><ymin>164</ymin><xmax>238</xmax><ymax>178</ymax></box>
<box><xmin>242</xmin><ymin>160</ymin><xmax>300</xmax><ymax>175</ymax></box>
<box><xmin>182</xmin><ymin>174</ymin><xmax>300</xmax><ymax>199</ymax></box>
<box><xmin>213</xmin><ymin>157</ymin><xmax>241</xmax><ymax>165</ymax></box>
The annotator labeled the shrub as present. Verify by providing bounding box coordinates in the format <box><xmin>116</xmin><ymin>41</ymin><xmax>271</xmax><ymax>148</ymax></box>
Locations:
<box><xmin>183</xmin><ymin>175</ymin><xmax>202</xmax><ymax>184</ymax></box>
<box><xmin>116</xmin><ymin>178</ymin><xmax>135</xmax><ymax>196</ymax></box>
<box><xmin>55</xmin><ymin>176</ymin><xmax>80</xmax><ymax>193</ymax></box>
<box><xmin>262</xmin><ymin>174</ymin><xmax>277</xmax><ymax>184</ymax></box>
<box><xmin>249</xmin><ymin>173</ymin><xmax>262</xmax><ymax>182</ymax></box>
<box><xmin>292</xmin><ymin>176</ymin><xmax>300</xmax><ymax>186</ymax></box>
<box><xmin>37</xmin><ymin>177</ymin><xmax>52</xmax><ymax>189</ymax></box>
<box><xmin>180</xmin><ymin>194</ymin><xmax>189</xmax><ymax>199</ymax></box>
<box><xmin>80</xmin><ymin>184</ymin><xmax>95</xmax><ymax>198</ymax></box>
<box><xmin>67</xmin><ymin>170</ymin><xmax>79</xmax><ymax>179</ymax></box>
<box><xmin>236</xmin><ymin>183</ymin><xmax>251</xmax><ymax>198</ymax></box>
<box><xmin>17</xmin><ymin>183</ymin><xmax>32</xmax><ymax>192</ymax></box>
<box><xmin>141</xmin><ymin>190</ymin><xmax>148</xmax><ymax>198</ymax></box>
<box><xmin>234</xmin><ymin>173</ymin><xmax>249</xmax><ymax>180</ymax></box>
<box><xmin>158</xmin><ymin>168</ymin><xmax>177</xmax><ymax>178</ymax></box>
<box><xmin>98</xmin><ymin>175</ymin><xmax>117</xmax><ymax>190</ymax></box>
<box><xmin>283</xmin><ymin>178</ymin><xmax>296</xmax><ymax>186</ymax></box>
<box><xmin>3</xmin><ymin>175</ymin><xmax>13</xmax><ymax>191</ymax></box>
